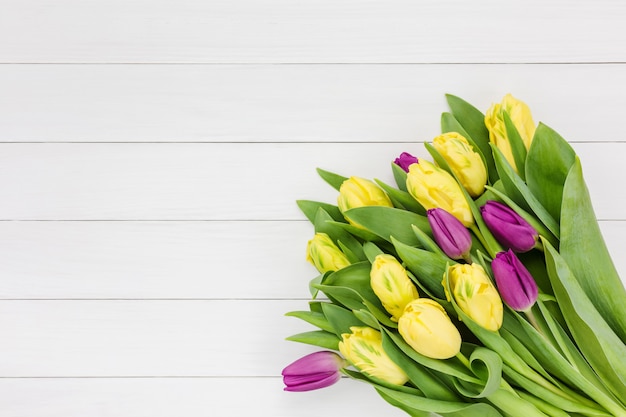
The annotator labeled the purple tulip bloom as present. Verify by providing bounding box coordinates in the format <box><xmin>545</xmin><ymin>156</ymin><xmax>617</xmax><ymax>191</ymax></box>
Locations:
<box><xmin>480</xmin><ymin>201</ymin><xmax>538</xmax><ymax>253</ymax></box>
<box><xmin>491</xmin><ymin>250</ymin><xmax>538</xmax><ymax>311</ymax></box>
<box><xmin>427</xmin><ymin>208</ymin><xmax>472</xmax><ymax>262</ymax></box>
<box><xmin>282</xmin><ymin>351</ymin><xmax>345</xmax><ymax>392</ymax></box>
<box><xmin>394</xmin><ymin>152</ymin><xmax>419</xmax><ymax>173</ymax></box>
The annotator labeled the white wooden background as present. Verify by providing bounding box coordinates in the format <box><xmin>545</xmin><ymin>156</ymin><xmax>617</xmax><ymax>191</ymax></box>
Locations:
<box><xmin>1</xmin><ymin>1</ymin><xmax>626</xmax><ymax>416</ymax></box>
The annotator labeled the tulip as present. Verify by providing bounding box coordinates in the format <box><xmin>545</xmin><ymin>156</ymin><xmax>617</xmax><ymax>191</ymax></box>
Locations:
<box><xmin>306</xmin><ymin>233</ymin><xmax>351</xmax><ymax>274</ymax></box>
<box><xmin>394</xmin><ymin>152</ymin><xmax>419</xmax><ymax>173</ymax></box>
<box><xmin>445</xmin><ymin>263</ymin><xmax>503</xmax><ymax>331</ymax></box>
<box><xmin>398</xmin><ymin>298</ymin><xmax>462</xmax><ymax>359</ymax></box>
<box><xmin>282</xmin><ymin>351</ymin><xmax>346</xmax><ymax>392</ymax></box>
<box><xmin>339</xmin><ymin>326</ymin><xmax>409</xmax><ymax>385</ymax></box>
<box><xmin>337</xmin><ymin>177</ymin><xmax>393</xmax><ymax>227</ymax></box>
<box><xmin>427</xmin><ymin>208</ymin><xmax>472</xmax><ymax>262</ymax></box>
<box><xmin>491</xmin><ymin>250</ymin><xmax>538</xmax><ymax>312</ymax></box>
<box><xmin>484</xmin><ymin>94</ymin><xmax>536</xmax><ymax>173</ymax></box>
<box><xmin>370</xmin><ymin>254</ymin><xmax>419</xmax><ymax>321</ymax></box>
<box><xmin>480</xmin><ymin>201</ymin><xmax>539</xmax><ymax>253</ymax></box>
<box><xmin>406</xmin><ymin>160</ymin><xmax>474</xmax><ymax>227</ymax></box>
<box><xmin>432</xmin><ymin>132</ymin><xmax>487</xmax><ymax>197</ymax></box>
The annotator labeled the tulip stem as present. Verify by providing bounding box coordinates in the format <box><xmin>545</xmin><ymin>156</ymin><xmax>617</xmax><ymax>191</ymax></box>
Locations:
<box><xmin>469</xmin><ymin>224</ymin><xmax>497</xmax><ymax>259</ymax></box>
<box><xmin>524</xmin><ymin>309</ymin><xmax>544</xmax><ymax>337</ymax></box>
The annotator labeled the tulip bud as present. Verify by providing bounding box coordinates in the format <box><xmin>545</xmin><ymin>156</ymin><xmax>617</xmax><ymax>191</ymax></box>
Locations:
<box><xmin>406</xmin><ymin>160</ymin><xmax>474</xmax><ymax>227</ymax></box>
<box><xmin>393</xmin><ymin>152</ymin><xmax>419</xmax><ymax>173</ymax></box>
<box><xmin>484</xmin><ymin>94</ymin><xmax>536</xmax><ymax>173</ymax></box>
<box><xmin>480</xmin><ymin>201</ymin><xmax>539</xmax><ymax>253</ymax></box>
<box><xmin>282</xmin><ymin>351</ymin><xmax>346</xmax><ymax>392</ymax></box>
<box><xmin>339</xmin><ymin>326</ymin><xmax>409</xmax><ymax>385</ymax></box>
<box><xmin>432</xmin><ymin>132</ymin><xmax>487</xmax><ymax>197</ymax></box>
<box><xmin>337</xmin><ymin>177</ymin><xmax>393</xmax><ymax>227</ymax></box>
<box><xmin>427</xmin><ymin>208</ymin><xmax>472</xmax><ymax>262</ymax></box>
<box><xmin>398</xmin><ymin>298</ymin><xmax>462</xmax><ymax>359</ymax></box>
<box><xmin>370</xmin><ymin>254</ymin><xmax>419</xmax><ymax>321</ymax></box>
<box><xmin>491</xmin><ymin>250</ymin><xmax>538</xmax><ymax>312</ymax></box>
<box><xmin>306</xmin><ymin>233</ymin><xmax>351</xmax><ymax>274</ymax></box>
<box><xmin>445</xmin><ymin>263</ymin><xmax>503</xmax><ymax>331</ymax></box>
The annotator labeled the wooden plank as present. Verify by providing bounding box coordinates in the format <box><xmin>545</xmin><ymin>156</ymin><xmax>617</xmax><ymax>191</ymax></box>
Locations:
<box><xmin>0</xmin><ymin>142</ymin><xmax>623</xmax><ymax>220</ymax></box>
<box><xmin>0</xmin><ymin>0</ymin><xmax>625</xmax><ymax>63</ymax></box>
<box><xmin>1</xmin><ymin>220</ymin><xmax>624</xmax><ymax>299</ymax></box>
<box><xmin>0</xmin><ymin>377</ymin><xmax>407</xmax><ymax>417</ymax></box>
<box><xmin>0</xmin><ymin>300</ymin><xmax>321</xmax><ymax>377</ymax></box>
<box><xmin>1</xmin><ymin>64</ymin><xmax>626</xmax><ymax>143</ymax></box>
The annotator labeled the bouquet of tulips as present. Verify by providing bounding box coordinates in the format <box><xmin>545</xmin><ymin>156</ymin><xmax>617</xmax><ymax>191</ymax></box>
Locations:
<box><xmin>282</xmin><ymin>94</ymin><xmax>626</xmax><ymax>417</ymax></box>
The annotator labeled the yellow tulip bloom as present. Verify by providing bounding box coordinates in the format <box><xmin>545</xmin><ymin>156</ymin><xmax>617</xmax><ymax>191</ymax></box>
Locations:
<box><xmin>370</xmin><ymin>254</ymin><xmax>419</xmax><ymax>321</ymax></box>
<box><xmin>339</xmin><ymin>326</ymin><xmax>409</xmax><ymax>385</ymax></box>
<box><xmin>432</xmin><ymin>132</ymin><xmax>487</xmax><ymax>197</ymax></box>
<box><xmin>406</xmin><ymin>160</ymin><xmax>474</xmax><ymax>227</ymax></box>
<box><xmin>398</xmin><ymin>299</ymin><xmax>462</xmax><ymax>359</ymax></box>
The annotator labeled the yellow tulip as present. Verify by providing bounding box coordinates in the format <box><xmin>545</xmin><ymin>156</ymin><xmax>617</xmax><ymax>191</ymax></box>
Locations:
<box><xmin>485</xmin><ymin>94</ymin><xmax>536</xmax><ymax>173</ymax></box>
<box><xmin>306</xmin><ymin>233</ymin><xmax>350</xmax><ymax>274</ymax></box>
<box><xmin>432</xmin><ymin>132</ymin><xmax>487</xmax><ymax>198</ymax></box>
<box><xmin>398</xmin><ymin>298</ymin><xmax>462</xmax><ymax>359</ymax></box>
<box><xmin>406</xmin><ymin>160</ymin><xmax>474</xmax><ymax>227</ymax></box>
<box><xmin>445</xmin><ymin>263</ymin><xmax>503</xmax><ymax>331</ymax></box>
<box><xmin>370</xmin><ymin>254</ymin><xmax>419</xmax><ymax>321</ymax></box>
<box><xmin>339</xmin><ymin>326</ymin><xmax>409</xmax><ymax>385</ymax></box>
<box><xmin>337</xmin><ymin>176</ymin><xmax>393</xmax><ymax>227</ymax></box>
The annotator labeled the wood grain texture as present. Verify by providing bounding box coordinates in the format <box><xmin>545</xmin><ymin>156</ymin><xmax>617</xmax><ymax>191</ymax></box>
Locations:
<box><xmin>0</xmin><ymin>378</ymin><xmax>407</xmax><ymax>417</ymax></box>
<box><xmin>1</xmin><ymin>64</ymin><xmax>625</xmax><ymax>142</ymax></box>
<box><xmin>0</xmin><ymin>300</ymin><xmax>324</xmax><ymax>377</ymax></box>
<box><xmin>1</xmin><ymin>220</ymin><xmax>625</xmax><ymax>300</ymax></box>
<box><xmin>1</xmin><ymin>0</ymin><xmax>625</xmax><ymax>63</ymax></box>
<box><xmin>0</xmin><ymin>142</ymin><xmax>623</xmax><ymax>220</ymax></box>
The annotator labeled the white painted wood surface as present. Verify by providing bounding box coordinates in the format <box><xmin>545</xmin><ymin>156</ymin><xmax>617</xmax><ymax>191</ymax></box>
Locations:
<box><xmin>1</xmin><ymin>1</ymin><xmax>625</xmax><ymax>416</ymax></box>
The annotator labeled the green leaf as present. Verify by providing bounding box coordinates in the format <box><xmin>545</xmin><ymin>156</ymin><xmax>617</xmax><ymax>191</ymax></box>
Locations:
<box><xmin>362</xmin><ymin>242</ymin><xmax>384</xmax><ymax>263</ymax></box>
<box><xmin>325</xmin><ymin>220</ymin><xmax>381</xmax><ymax>242</ymax></box>
<box><xmin>445</xmin><ymin>94</ymin><xmax>497</xmax><ymax>184</ymax></box>
<box><xmin>286</xmin><ymin>330</ymin><xmax>340</xmax><ymax>350</ymax></box>
<box><xmin>380</xmin><ymin>330</ymin><xmax>460</xmax><ymax>402</ymax></box>
<box><xmin>323</xmin><ymin>261</ymin><xmax>380</xmax><ymax>308</ymax></box>
<box><xmin>543</xmin><ymin>238</ymin><xmax>626</xmax><ymax>401</ymax></box>
<box><xmin>525</xmin><ymin>123</ymin><xmax>576</xmax><ymax>222</ymax></box>
<box><xmin>502</xmin><ymin>111</ymin><xmax>528</xmax><ymax>180</ymax></box>
<box><xmin>344</xmin><ymin>206</ymin><xmax>430</xmax><ymax>246</ymax></box>
<box><xmin>375</xmin><ymin>385</ymin><xmax>506</xmax><ymax>417</ymax></box>
<box><xmin>392</xmin><ymin>237</ymin><xmax>450</xmax><ymax>299</ymax></box>
<box><xmin>559</xmin><ymin>158</ymin><xmax>626</xmax><ymax>343</ymax></box>
<box><xmin>491</xmin><ymin>144</ymin><xmax>560</xmax><ymax>238</ymax></box>
<box><xmin>316</xmin><ymin>168</ymin><xmax>347</xmax><ymax>191</ymax></box>
<box><xmin>392</xmin><ymin>162</ymin><xmax>409</xmax><ymax>192</ymax></box>
<box><xmin>296</xmin><ymin>200</ymin><xmax>344</xmax><ymax>224</ymax></box>
<box><xmin>285</xmin><ymin>310</ymin><xmax>335</xmax><ymax>333</ymax></box>
<box><xmin>375</xmin><ymin>178</ymin><xmax>426</xmax><ymax>215</ymax></box>
<box><xmin>320</xmin><ymin>303</ymin><xmax>365</xmax><ymax>337</ymax></box>
<box><xmin>314</xmin><ymin>208</ymin><xmax>365</xmax><ymax>261</ymax></box>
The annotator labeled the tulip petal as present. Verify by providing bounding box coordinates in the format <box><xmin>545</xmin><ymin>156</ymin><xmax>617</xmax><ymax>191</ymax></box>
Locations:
<box><xmin>284</xmin><ymin>372</ymin><xmax>342</xmax><ymax>392</ymax></box>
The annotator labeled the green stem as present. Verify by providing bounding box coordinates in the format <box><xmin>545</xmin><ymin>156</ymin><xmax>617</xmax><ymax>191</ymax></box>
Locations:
<box><xmin>469</xmin><ymin>224</ymin><xmax>498</xmax><ymax>258</ymax></box>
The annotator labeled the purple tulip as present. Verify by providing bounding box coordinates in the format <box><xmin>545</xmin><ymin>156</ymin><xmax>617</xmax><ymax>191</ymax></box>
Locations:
<box><xmin>480</xmin><ymin>201</ymin><xmax>538</xmax><ymax>253</ymax></box>
<box><xmin>282</xmin><ymin>351</ymin><xmax>345</xmax><ymax>392</ymax></box>
<box><xmin>427</xmin><ymin>208</ymin><xmax>472</xmax><ymax>262</ymax></box>
<box><xmin>491</xmin><ymin>250</ymin><xmax>538</xmax><ymax>311</ymax></box>
<box><xmin>394</xmin><ymin>152</ymin><xmax>419</xmax><ymax>173</ymax></box>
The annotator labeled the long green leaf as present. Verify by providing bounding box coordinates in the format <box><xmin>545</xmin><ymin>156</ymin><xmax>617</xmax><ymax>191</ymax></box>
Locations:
<box><xmin>525</xmin><ymin>123</ymin><xmax>576</xmax><ymax>222</ymax></box>
<box><xmin>491</xmin><ymin>144</ymin><xmax>560</xmax><ymax>238</ymax></box>
<box><xmin>502</xmin><ymin>111</ymin><xmax>528</xmax><ymax>180</ymax></box>
<box><xmin>344</xmin><ymin>206</ymin><xmax>430</xmax><ymax>246</ymax></box>
<box><xmin>316</xmin><ymin>168</ymin><xmax>347</xmax><ymax>190</ymax></box>
<box><xmin>543</xmin><ymin>239</ymin><xmax>626</xmax><ymax>401</ymax></box>
<box><xmin>559</xmin><ymin>158</ymin><xmax>626</xmax><ymax>343</ymax></box>
<box><xmin>296</xmin><ymin>200</ymin><xmax>345</xmax><ymax>224</ymax></box>
<box><xmin>285</xmin><ymin>330</ymin><xmax>340</xmax><ymax>350</ymax></box>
